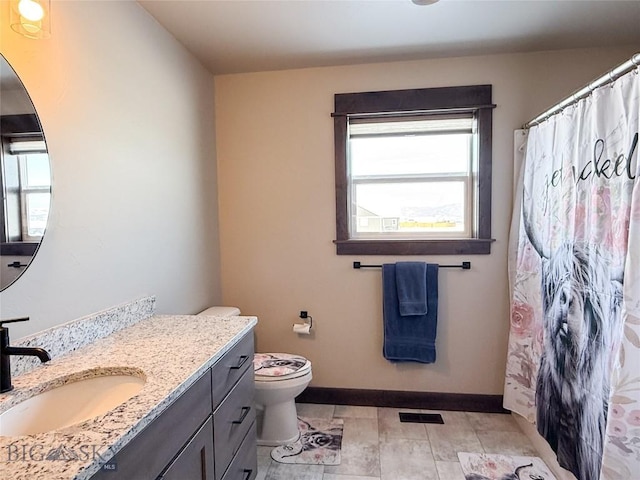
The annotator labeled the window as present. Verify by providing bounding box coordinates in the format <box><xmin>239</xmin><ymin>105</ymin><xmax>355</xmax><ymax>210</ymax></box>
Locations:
<box><xmin>1</xmin><ymin>136</ymin><xmax>51</xmax><ymax>242</ymax></box>
<box><xmin>333</xmin><ymin>85</ymin><xmax>494</xmax><ymax>255</ymax></box>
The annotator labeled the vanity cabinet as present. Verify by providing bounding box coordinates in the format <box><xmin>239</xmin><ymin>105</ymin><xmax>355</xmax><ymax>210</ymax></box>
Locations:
<box><xmin>90</xmin><ymin>331</ymin><xmax>256</xmax><ymax>480</ymax></box>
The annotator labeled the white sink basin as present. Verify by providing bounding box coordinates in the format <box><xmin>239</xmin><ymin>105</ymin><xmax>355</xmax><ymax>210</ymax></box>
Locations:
<box><xmin>0</xmin><ymin>373</ymin><xmax>146</xmax><ymax>436</ymax></box>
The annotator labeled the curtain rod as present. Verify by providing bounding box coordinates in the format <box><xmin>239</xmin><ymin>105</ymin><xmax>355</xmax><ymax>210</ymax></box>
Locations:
<box><xmin>523</xmin><ymin>53</ymin><xmax>640</xmax><ymax>129</ymax></box>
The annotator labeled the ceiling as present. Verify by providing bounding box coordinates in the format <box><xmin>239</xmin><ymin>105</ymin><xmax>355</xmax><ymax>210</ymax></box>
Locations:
<box><xmin>138</xmin><ymin>0</ymin><xmax>640</xmax><ymax>75</ymax></box>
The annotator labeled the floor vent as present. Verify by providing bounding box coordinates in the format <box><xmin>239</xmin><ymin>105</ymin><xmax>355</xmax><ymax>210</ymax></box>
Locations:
<box><xmin>398</xmin><ymin>412</ymin><xmax>444</xmax><ymax>424</ymax></box>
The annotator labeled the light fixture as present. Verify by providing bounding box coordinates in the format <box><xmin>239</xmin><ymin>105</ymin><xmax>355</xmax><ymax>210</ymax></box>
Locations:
<box><xmin>9</xmin><ymin>0</ymin><xmax>51</xmax><ymax>39</ymax></box>
<box><xmin>412</xmin><ymin>0</ymin><xmax>439</xmax><ymax>5</ymax></box>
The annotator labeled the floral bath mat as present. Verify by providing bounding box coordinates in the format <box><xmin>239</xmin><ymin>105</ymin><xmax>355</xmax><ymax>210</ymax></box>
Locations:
<box><xmin>458</xmin><ymin>452</ymin><xmax>557</xmax><ymax>480</ymax></box>
<box><xmin>271</xmin><ymin>417</ymin><xmax>343</xmax><ymax>465</ymax></box>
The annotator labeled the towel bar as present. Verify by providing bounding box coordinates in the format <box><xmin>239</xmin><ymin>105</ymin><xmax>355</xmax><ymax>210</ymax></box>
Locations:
<box><xmin>353</xmin><ymin>261</ymin><xmax>471</xmax><ymax>270</ymax></box>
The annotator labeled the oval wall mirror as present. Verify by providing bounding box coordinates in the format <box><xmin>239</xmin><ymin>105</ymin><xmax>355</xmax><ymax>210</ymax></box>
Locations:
<box><xmin>0</xmin><ymin>54</ymin><xmax>52</xmax><ymax>291</ymax></box>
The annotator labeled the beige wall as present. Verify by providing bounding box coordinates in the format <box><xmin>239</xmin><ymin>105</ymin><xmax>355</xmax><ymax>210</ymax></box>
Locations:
<box><xmin>215</xmin><ymin>46</ymin><xmax>638</xmax><ymax>394</ymax></box>
<box><xmin>0</xmin><ymin>0</ymin><xmax>221</xmax><ymax>339</ymax></box>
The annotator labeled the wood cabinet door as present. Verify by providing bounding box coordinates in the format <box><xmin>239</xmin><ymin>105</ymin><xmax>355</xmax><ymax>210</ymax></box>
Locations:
<box><xmin>161</xmin><ymin>417</ymin><xmax>214</xmax><ymax>480</ymax></box>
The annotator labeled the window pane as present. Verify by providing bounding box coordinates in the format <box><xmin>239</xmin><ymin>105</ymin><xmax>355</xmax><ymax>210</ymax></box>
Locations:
<box><xmin>350</xmin><ymin>133</ymin><xmax>471</xmax><ymax>176</ymax></box>
<box><xmin>353</xmin><ymin>181</ymin><xmax>467</xmax><ymax>236</ymax></box>
<box><xmin>24</xmin><ymin>153</ymin><xmax>51</xmax><ymax>187</ymax></box>
<box><xmin>25</xmin><ymin>192</ymin><xmax>51</xmax><ymax>237</ymax></box>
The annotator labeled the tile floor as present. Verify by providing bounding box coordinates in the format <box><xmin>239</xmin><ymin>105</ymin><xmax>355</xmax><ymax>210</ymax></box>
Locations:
<box><xmin>256</xmin><ymin>402</ymin><xmax>542</xmax><ymax>480</ymax></box>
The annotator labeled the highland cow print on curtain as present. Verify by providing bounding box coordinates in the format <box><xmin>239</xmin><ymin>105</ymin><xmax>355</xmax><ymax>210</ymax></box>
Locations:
<box><xmin>505</xmin><ymin>67</ymin><xmax>640</xmax><ymax>480</ymax></box>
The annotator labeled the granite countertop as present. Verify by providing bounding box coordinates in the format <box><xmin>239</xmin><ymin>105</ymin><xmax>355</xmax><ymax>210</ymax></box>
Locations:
<box><xmin>0</xmin><ymin>313</ymin><xmax>257</xmax><ymax>480</ymax></box>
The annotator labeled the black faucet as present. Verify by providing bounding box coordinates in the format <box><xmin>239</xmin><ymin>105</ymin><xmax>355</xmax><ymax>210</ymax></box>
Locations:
<box><xmin>1</xmin><ymin>317</ymin><xmax>51</xmax><ymax>393</ymax></box>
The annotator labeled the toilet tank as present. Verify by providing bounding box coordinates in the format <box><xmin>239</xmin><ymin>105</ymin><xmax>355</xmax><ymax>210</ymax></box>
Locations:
<box><xmin>198</xmin><ymin>306</ymin><xmax>241</xmax><ymax>317</ymax></box>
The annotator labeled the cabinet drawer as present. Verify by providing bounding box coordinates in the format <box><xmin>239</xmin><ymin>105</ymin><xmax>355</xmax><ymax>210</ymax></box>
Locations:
<box><xmin>213</xmin><ymin>369</ymin><xmax>255</xmax><ymax>480</ymax></box>
<box><xmin>160</xmin><ymin>417</ymin><xmax>214</xmax><ymax>480</ymax></box>
<box><xmin>221</xmin><ymin>422</ymin><xmax>257</xmax><ymax>480</ymax></box>
<box><xmin>211</xmin><ymin>333</ymin><xmax>254</xmax><ymax>407</ymax></box>
<box><xmin>91</xmin><ymin>371</ymin><xmax>212</xmax><ymax>479</ymax></box>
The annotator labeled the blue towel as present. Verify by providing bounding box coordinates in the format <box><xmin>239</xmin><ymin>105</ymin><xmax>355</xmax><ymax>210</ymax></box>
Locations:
<box><xmin>396</xmin><ymin>262</ymin><xmax>428</xmax><ymax>316</ymax></box>
<box><xmin>382</xmin><ymin>263</ymin><xmax>438</xmax><ymax>363</ymax></box>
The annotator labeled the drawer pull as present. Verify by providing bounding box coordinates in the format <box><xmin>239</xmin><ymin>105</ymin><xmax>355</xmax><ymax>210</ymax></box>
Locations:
<box><xmin>242</xmin><ymin>469</ymin><xmax>253</xmax><ymax>480</ymax></box>
<box><xmin>230</xmin><ymin>355</ymin><xmax>250</xmax><ymax>370</ymax></box>
<box><xmin>232</xmin><ymin>406</ymin><xmax>251</xmax><ymax>424</ymax></box>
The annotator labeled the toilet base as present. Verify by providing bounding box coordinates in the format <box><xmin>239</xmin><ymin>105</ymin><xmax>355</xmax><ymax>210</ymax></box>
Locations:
<box><xmin>256</xmin><ymin>400</ymin><xmax>301</xmax><ymax>446</ymax></box>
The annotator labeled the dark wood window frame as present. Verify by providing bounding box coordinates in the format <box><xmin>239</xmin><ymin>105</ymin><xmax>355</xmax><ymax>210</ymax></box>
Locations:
<box><xmin>333</xmin><ymin>84</ymin><xmax>495</xmax><ymax>255</ymax></box>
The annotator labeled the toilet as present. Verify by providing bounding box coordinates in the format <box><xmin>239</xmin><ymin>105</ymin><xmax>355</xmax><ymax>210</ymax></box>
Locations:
<box><xmin>198</xmin><ymin>306</ymin><xmax>313</xmax><ymax>446</ymax></box>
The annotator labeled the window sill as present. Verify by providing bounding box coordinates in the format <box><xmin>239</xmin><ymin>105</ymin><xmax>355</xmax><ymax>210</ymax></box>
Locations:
<box><xmin>334</xmin><ymin>238</ymin><xmax>494</xmax><ymax>255</ymax></box>
<box><xmin>0</xmin><ymin>242</ymin><xmax>39</xmax><ymax>256</ymax></box>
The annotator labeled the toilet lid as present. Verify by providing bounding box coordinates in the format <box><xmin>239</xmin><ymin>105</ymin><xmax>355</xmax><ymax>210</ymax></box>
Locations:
<box><xmin>254</xmin><ymin>353</ymin><xmax>311</xmax><ymax>381</ymax></box>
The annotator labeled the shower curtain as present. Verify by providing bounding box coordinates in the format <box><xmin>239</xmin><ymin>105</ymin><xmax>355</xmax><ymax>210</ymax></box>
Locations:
<box><xmin>505</xmin><ymin>68</ymin><xmax>640</xmax><ymax>480</ymax></box>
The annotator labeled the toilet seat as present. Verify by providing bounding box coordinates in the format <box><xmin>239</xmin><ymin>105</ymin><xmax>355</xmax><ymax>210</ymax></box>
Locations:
<box><xmin>254</xmin><ymin>353</ymin><xmax>311</xmax><ymax>382</ymax></box>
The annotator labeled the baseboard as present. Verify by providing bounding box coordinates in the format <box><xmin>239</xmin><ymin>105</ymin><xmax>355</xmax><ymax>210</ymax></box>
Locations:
<box><xmin>297</xmin><ymin>387</ymin><xmax>509</xmax><ymax>414</ymax></box>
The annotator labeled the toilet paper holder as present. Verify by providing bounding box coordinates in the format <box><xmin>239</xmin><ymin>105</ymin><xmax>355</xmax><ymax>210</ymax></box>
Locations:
<box><xmin>293</xmin><ymin>311</ymin><xmax>312</xmax><ymax>330</ymax></box>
